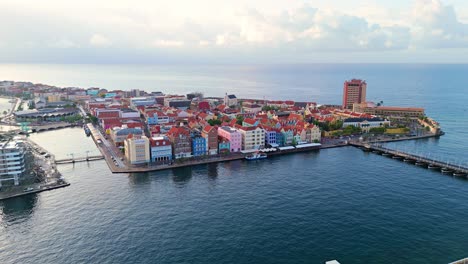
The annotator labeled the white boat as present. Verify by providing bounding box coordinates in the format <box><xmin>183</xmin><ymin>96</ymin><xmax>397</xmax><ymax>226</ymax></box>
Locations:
<box><xmin>245</xmin><ymin>153</ymin><xmax>267</xmax><ymax>160</ymax></box>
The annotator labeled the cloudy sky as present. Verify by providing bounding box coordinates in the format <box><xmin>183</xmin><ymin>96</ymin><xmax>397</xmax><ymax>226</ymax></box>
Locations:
<box><xmin>2</xmin><ymin>0</ymin><xmax>468</xmax><ymax>63</ymax></box>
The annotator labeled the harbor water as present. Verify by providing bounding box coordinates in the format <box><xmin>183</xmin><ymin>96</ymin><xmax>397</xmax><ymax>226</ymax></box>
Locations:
<box><xmin>1</xmin><ymin>64</ymin><xmax>468</xmax><ymax>263</ymax></box>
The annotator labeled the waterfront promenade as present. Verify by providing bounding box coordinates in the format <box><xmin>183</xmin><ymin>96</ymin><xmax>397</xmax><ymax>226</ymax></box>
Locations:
<box><xmin>84</xmin><ymin>123</ymin><xmax>441</xmax><ymax>174</ymax></box>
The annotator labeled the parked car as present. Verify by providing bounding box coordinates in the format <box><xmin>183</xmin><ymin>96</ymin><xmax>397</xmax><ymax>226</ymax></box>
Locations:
<box><xmin>23</xmin><ymin>187</ymin><xmax>34</xmax><ymax>192</ymax></box>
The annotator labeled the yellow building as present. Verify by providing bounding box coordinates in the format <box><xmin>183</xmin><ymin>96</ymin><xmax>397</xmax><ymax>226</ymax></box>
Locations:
<box><xmin>47</xmin><ymin>94</ymin><xmax>62</xmax><ymax>102</ymax></box>
<box><xmin>124</xmin><ymin>135</ymin><xmax>150</xmax><ymax>165</ymax></box>
<box><xmin>353</xmin><ymin>102</ymin><xmax>424</xmax><ymax>118</ymax></box>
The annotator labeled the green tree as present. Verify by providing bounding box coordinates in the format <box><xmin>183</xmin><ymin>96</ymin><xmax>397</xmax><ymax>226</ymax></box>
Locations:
<box><xmin>87</xmin><ymin>114</ymin><xmax>98</xmax><ymax>124</ymax></box>
<box><xmin>369</xmin><ymin>127</ymin><xmax>386</xmax><ymax>134</ymax></box>
<box><xmin>236</xmin><ymin>115</ymin><xmax>244</xmax><ymax>125</ymax></box>
<box><xmin>208</xmin><ymin>119</ymin><xmax>222</xmax><ymax>126</ymax></box>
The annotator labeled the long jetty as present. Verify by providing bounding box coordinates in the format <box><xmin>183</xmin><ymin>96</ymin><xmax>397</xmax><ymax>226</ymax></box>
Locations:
<box><xmin>350</xmin><ymin>142</ymin><xmax>468</xmax><ymax>177</ymax></box>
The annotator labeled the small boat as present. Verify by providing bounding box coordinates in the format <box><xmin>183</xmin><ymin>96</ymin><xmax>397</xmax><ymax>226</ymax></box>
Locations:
<box><xmin>415</xmin><ymin>161</ymin><xmax>426</xmax><ymax>167</ymax></box>
<box><xmin>428</xmin><ymin>165</ymin><xmax>439</xmax><ymax>170</ymax></box>
<box><xmin>392</xmin><ymin>155</ymin><xmax>403</xmax><ymax>160</ymax></box>
<box><xmin>382</xmin><ymin>153</ymin><xmax>391</xmax><ymax>157</ymax></box>
<box><xmin>245</xmin><ymin>153</ymin><xmax>267</xmax><ymax>160</ymax></box>
<box><xmin>403</xmin><ymin>158</ymin><xmax>414</xmax><ymax>163</ymax></box>
<box><xmin>453</xmin><ymin>172</ymin><xmax>466</xmax><ymax>177</ymax></box>
<box><xmin>441</xmin><ymin>168</ymin><xmax>452</xmax><ymax>174</ymax></box>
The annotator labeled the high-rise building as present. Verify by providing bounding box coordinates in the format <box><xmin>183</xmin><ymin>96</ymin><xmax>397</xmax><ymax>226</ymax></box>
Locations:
<box><xmin>342</xmin><ymin>79</ymin><xmax>367</xmax><ymax>110</ymax></box>
<box><xmin>0</xmin><ymin>140</ymin><xmax>26</xmax><ymax>187</ymax></box>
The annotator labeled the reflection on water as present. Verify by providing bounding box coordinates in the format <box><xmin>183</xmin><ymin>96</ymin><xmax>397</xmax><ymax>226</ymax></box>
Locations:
<box><xmin>172</xmin><ymin>167</ymin><xmax>192</xmax><ymax>186</ymax></box>
<box><xmin>128</xmin><ymin>168</ymin><xmax>195</xmax><ymax>188</ymax></box>
<box><xmin>206</xmin><ymin>163</ymin><xmax>219</xmax><ymax>179</ymax></box>
<box><xmin>0</xmin><ymin>194</ymin><xmax>38</xmax><ymax>227</ymax></box>
<box><xmin>127</xmin><ymin>172</ymin><xmax>152</xmax><ymax>186</ymax></box>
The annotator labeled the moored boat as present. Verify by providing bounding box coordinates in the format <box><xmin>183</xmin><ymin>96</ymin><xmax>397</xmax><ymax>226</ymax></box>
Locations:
<box><xmin>453</xmin><ymin>172</ymin><xmax>466</xmax><ymax>177</ymax></box>
<box><xmin>415</xmin><ymin>161</ymin><xmax>426</xmax><ymax>167</ymax></box>
<box><xmin>441</xmin><ymin>168</ymin><xmax>452</xmax><ymax>174</ymax></box>
<box><xmin>245</xmin><ymin>153</ymin><xmax>267</xmax><ymax>161</ymax></box>
<box><xmin>428</xmin><ymin>164</ymin><xmax>439</xmax><ymax>170</ymax></box>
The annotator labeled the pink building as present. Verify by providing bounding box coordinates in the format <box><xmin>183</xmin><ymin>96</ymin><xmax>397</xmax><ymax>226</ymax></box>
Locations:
<box><xmin>218</xmin><ymin>126</ymin><xmax>242</xmax><ymax>152</ymax></box>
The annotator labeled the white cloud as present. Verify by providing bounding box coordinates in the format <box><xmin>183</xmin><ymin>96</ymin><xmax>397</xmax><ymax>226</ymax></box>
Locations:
<box><xmin>410</xmin><ymin>0</ymin><xmax>468</xmax><ymax>48</ymax></box>
<box><xmin>0</xmin><ymin>0</ymin><xmax>468</xmax><ymax>63</ymax></box>
<box><xmin>89</xmin><ymin>34</ymin><xmax>112</xmax><ymax>47</ymax></box>
<box><xmin>152</xmin><ymin>40</ymin><xmax>184</xmax><ymax>47</ymax></box>
<box><xmin>49</xmin><ymin>39</ymin><xmax>79</xmax><ymax>49</ymax></box>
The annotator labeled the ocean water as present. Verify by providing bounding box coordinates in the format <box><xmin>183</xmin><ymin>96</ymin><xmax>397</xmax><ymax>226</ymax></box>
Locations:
<box><xmin>0</xmin><ymin>64</ymin><xmax>467</xmax><ymax>264</ymax></box>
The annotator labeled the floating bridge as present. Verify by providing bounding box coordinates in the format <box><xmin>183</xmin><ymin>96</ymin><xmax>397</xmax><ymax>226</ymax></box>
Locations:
<box><xmin>350</xmin><ymin>142</ymin><xmax>468</xmax><ymax>177</ymax></box>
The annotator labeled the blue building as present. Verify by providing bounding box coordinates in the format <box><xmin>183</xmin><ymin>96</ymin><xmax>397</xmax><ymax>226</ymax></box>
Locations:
<box><xmin>150</xmin><ymin>137</ymin><xmax>172</xmax><ymax>163</ymax></box>
<box><xmin>87</xmin><ymin>89</ymin><xmax>99</xmax><ymax>96</ymax></box>
<box><xmin>218</xmin><ymin>140</ymin><xmax>230</xmax><ymax>154</ymax></box>
<box><xmin>265</xmin><ymin>130</ymin><xmax>277</xmax><ymax>146</ymax></box>
<box><xmin>275</xmin><ymin>131</ymin><xmax>285</xmax><ymax>147</ymax></box>
<box><xmin>191</xmin><ymin>136</ymin><xmax>207</xmax><ymax>156</ymax></box>
<box><xmin>105</xmin><ymin>92</ymin><xmax>117</xmax><ymax>98</ymax></box>
<box><xmin>146</xmin><ymin>112</ymin><xmax>170</xmax><ymax>125</ymax></box>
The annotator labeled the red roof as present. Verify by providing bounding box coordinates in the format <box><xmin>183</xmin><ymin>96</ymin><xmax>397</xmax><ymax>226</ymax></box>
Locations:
<box><xmin>202</xmin><ymin>125</ymin><xmax>216</xmax><ymax>133</ymax></box>
<box><xmin>150</xmin><ymin>138</ymin><xmax>171</xmax><ymax>147</ymax></box>
<box><xmin>167</xmin><ymin>126</ymin><xmax>190</xmax><ymax>137</ymax></box>
<box><xmin>97</xmin><ymin>111</ymin><xmax>120</xmax><ymax>119</ymax></box>
<box><xmin>243</xmin><ymin>118</ymin><xmax>257</xmax><ymax>125</ymax></box>
<box><xmin>198</xmin><ymin>101</ymin><xmax>210</xmax><ymax>110</ymax></box>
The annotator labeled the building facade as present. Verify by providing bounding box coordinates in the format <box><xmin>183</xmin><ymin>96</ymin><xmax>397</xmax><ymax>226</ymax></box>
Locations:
<box><xmin>343</xmin><ymin>118</ymin><xmax>391</xmax><ymax>132</ymax></box>
<box><xmin>0</xmin><ymin>141</ymin><xmax>25</xmax><ymax>187</ymax></box>
<box><xmin>202</xmin><ymin>125</ymin><xmax>218</xmax><ymax>155</ymax></box>
<box><xmin>111</xmin><ymin>127</ymin><xmax>143</xmax><ymax>146</ymax></box>
<box><xmin>353</xmin><ymin>103</ymin><xmax>425</xmax><ymax>118</ymax></box>
<box><xmin>224</xmin><ymin>94</ymin><xmax>237</xmax><ymax>107</ymax></box>
<box><xmin>265</xmin><ymin>130</ymin><xmax>277</xmax><ymax>146</ymax></box>
<box><xmin>218</xmin><ymin>140</ymin><xmax>230</xmax><ymax>154</ymax></box>
<box><xmin>343</xmin><ymin>79</ymin><xmax>367</xmax><ymax>110</ymax></box>
<box><xmin>218</xmin><ymin>126</ymin><xmax>242</xmax><ymax>152</ymax></box>
<box><xmin>238</xmin><ymin>126</ymin><xmax>265</xmax><ymax>150</ymax></box>
<box><xmin>167</xmin><ymin>127</ymin><xmax>192</xmax><ymax>159</ymax></box>
<box><xmin>124</xmin><ymin>135</ymin><xmax>150</xmax><ymax>165</ymax></box>
<box><xmin>191</xmin><ymin>136</ymin><xmax>207</xmax><ymax>157</ymax></box>
<box><xmin>150</xmin><ymin>137</ymin><xmax>172</xmax><ymax>163</ymax></box>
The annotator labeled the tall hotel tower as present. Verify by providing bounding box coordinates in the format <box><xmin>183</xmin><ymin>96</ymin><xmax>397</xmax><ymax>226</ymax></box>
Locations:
<box><xmin>342</xmin><ymin>79</ymin><xmax>367</xmax><ymax>110</ymax></box>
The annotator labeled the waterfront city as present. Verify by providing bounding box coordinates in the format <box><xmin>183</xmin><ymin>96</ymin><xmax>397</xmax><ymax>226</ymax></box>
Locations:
<box><xmin>2</xmin><ymin>0</ymin><xmax>468</xmax><ymax>263</ymax></box>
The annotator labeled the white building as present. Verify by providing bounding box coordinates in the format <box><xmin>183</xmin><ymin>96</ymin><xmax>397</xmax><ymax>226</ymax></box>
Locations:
<box><xmin>343</xmin><ymin>117</ymin><xmax>391</xmax><ymax>132</ymax></box>
<box><xmin>0</xmin><ymin>141</ymin><xmax>26</xmax><ymax>187</ymax></box>
<box><xmin>238</xmin><ymin>126</ymin><xmax>265</xmax><ymax>150</ymax></box>
<box><xmin>120</xmin><ymin>108</ymin><xmax>140</xmax><ymax>119</ymax></box>
<box><xmin>224</xmin><ymin>94</ymin><xmax>238</xmax><ymax>107</ymax></box>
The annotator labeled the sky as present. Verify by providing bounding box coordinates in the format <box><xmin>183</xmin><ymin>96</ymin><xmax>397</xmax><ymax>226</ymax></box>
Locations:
<box><xmin>1</xmin><ymin>0</ymin><xmax>468</xmax><ymax>64</ymax></box>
